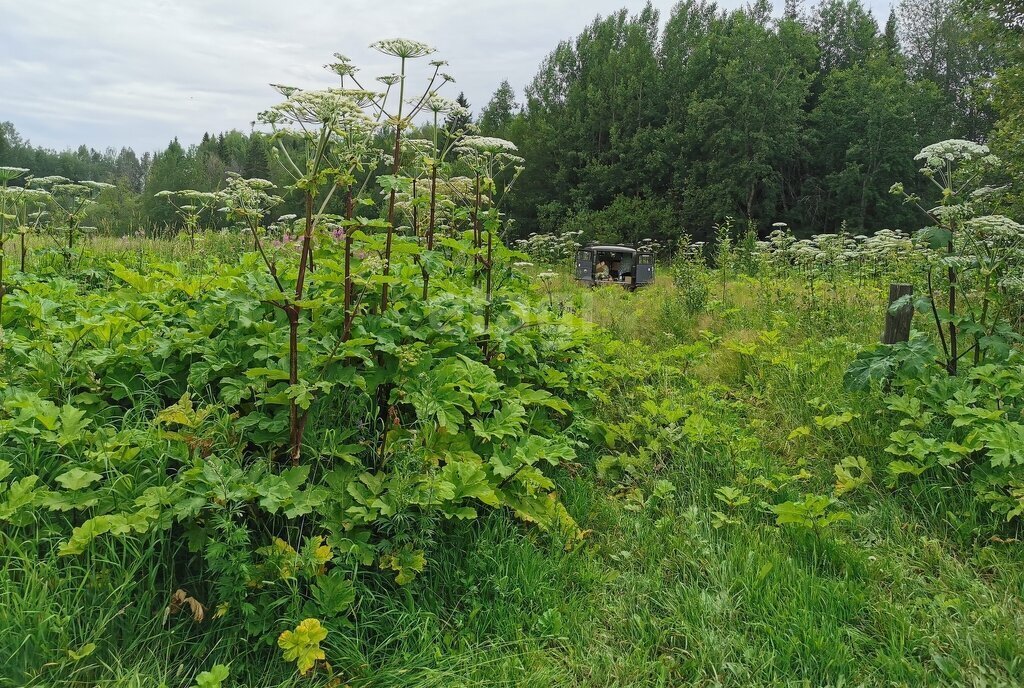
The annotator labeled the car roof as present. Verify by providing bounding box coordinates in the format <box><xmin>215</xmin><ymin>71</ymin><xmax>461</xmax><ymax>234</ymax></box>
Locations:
<box><xmin>586</xmin><ymin>245</ymin><xmax>637</xmax><ymax>253</ymax></box>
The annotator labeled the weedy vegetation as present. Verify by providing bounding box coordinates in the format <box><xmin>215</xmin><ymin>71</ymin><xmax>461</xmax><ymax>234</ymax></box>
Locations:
<box><xmin>2</xmin><ymin>29</ymin><xmax>1024</xmax><ymax>688</ymax></box>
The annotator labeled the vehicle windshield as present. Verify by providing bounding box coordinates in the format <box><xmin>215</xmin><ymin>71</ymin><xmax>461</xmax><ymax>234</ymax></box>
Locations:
<box><xmin>592</xmin><ymin>251</ymin><xmax>635</xmax><ymax>281</ymax></box>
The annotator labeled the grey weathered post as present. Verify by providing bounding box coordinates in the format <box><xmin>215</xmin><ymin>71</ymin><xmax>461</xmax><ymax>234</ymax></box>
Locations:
<box><xmin>882</xmin><ymin>283</ymin><xmax>914</xmax><ymax>344</ymax></box>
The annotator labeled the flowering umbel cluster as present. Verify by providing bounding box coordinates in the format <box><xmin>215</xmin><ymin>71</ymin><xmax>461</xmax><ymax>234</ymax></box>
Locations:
<box><xmin>515</xmin><ymin>231</ymin><xmax>584</xmax><ymax>264</ymax></box>
<box><xmin>756</xmin><ymin>227</ymin><xmax>919</xmax><ymax>275</ymax></box>
<box><xmin>914</xmin><ymin>139</ymin><xmax>998</xmax><ymax>171</ymax></box>
<box><xmin>258</xmin><ymin>89</ymin><xmax>376</xmax><ymax>133</ymax></box>
<box><xmin>370</xmin><ymin>38</ymin><xmax>436</xmax><ymax>60</ymax></box>
<box><xmin>457</xmin><ymin>136</ymin><xmax>519</xmax><ymax>154</ymax></box>
<box><xmin>0</xmin><ymin>166</ymin><xmax>29</xmax><ymax>182</ymax></box>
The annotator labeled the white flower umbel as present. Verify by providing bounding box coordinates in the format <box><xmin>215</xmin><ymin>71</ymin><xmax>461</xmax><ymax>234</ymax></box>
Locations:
<box><xmin>27</xmin><ymin>175</ymin><xmax>71</xmax><ymax>188</ymax></box>
<box><xmin>259</xmin><ymin>89</ymin><xmax>374</xmax><ymax>131</ymax></box>
<box><xmin>966</xmin><ymin>215</ymin><xmax>1024</xmax><ymax>243</ymax></box>
<box><xmin>458</xmin><ymin>136</ymin><xmax>518</xmax><ymax>153</ymax></box>
<box><xmin>370</xmin><ymin>38</ymin><xmax>436</xmax><ymax>60</ymax></box>
<box><xmin>915</xmin><ymin>139</ymin><xmax>992</xmax><ymax>169</ymax></box>
<box><xmin>426</xmin><ymin>94</ymin><xmax>463</xmax><ymax>116</ymax></box>
<box><xmin>0</xmin><ymin>166</ymin><xmax>29</xmax><ymax>182</ymax></box>
<box><xmin>325</xmin><ymin>53</ymin><xmax>358</xmax><ymax>80</ymax></box>
<box><xmin>220</xmin><ymin>173</ymin><xmax>283</xmax><ymax>227</ymax></box>
<box><xmin>971</xmin><ymin>185</ymin><xmax>1011</xmax><ymax>199</ymax></box>
<box><xmin>270</xmin><ymin>84</ymin><xmax>300</xmax><ymax>98</ymax></box>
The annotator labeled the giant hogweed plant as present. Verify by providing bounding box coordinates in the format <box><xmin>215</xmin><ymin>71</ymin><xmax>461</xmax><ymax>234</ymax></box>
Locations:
<box><xmin>154</xmin><ymin>188</ymin><xmax>222</xmax><ymax>251</ymax></box>
<box><xmin>843</xmin><ymin>140</ymin><xmax>1024</xmax><ymax>526</ymax></box>
<box><xmin>450</xmin><ymin>136</ymin><xmax>524</xmax><ymax>355</ymax></box>
<box><xmin>889</xmin><ymin>140</ymin><xmax>1021</xmax><ymax>375</ymax></box>
<box><xmin>876</xmin><ymin>356</ymin><xmax>1024</xmax><ymax>521</ymax></box>
<box><xmin>389</xmin><ymin>94</ymin><xmax>473</xmax><ymax>301</ymax></box>
<box><xmin>255</xmin><ymin>74</ymin><xmax>381</xmax><ymax>466</ymax></box>
<box><xmin>3</xmin><ymin>185</ymin><xmax>52</xmax><ymax>275</ymax></box>
<box><xmin>249</xmin><ymin>42</ymin><xmax>467</xmax><ymax>465</ymax></box>
<box><xmin>0</xmin><ymin>45</ymin><xmax>593</xmax><ymax>669</ymax></box>
<box><xmin>0</xmin><ymin>261</ymin><xmax>595</xmax><ymax>648</ymax></box>
<box><xmin>0</xmin><ymin>166</ymin><xmax>31</xmax><ymax>320</ymax></box>
<box><xmin>349</xmin><ymin>38</ymin><xmax>451</xmax><ymax>312</ymax></box>
<box><xmin>25</xmin><ymin>175</ymin><xmax>113</xmax><ymax>270</ymax></box>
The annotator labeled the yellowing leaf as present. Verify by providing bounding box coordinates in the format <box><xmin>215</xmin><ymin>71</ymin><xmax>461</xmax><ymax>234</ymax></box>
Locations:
<box><xmin>67</xmin><ymin>642</ymin><xmax>96</xmax><ymax>661</ymax></box>
<box><xmin>834</xmin><ymin>456</ymin><xmax>873</xmax><ymax>496</ymax></box>
<box><xmin>278</xmin><ymin>618</ymin><xmax>328</xmax><ymax>675</ymax></box>
<box><xmin>379</xmin><ymin>546</ymin><xmax>427</xmax><ymax>585</ymax></box>
<box><xmin>155</xmin><ymin>393</ymin><xmax>211</xmax><ymax>429</ymax></box>
<box><xmin>787</xmin><ymin>426</ymin><xmax>811</xmax><ymax>441</ymax></box>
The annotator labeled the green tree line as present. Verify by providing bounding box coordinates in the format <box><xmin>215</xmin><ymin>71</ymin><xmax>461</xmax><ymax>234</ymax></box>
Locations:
<box><xmin>0</xmin><ymin>124</ymin><xmax>276</xmax><ymax>232</ymax></box>
<box><xmin>479</xmin><ymin>0</ymin><xmax>1020</xmax><ymax>243</ymax></box>
<box><xmin>0</xmin><ymin>107</ymin><xmax>475</xmax><ymax>234</ymax></box>
<box><xmin>1</xmin><ymin>0</ymin><xmax>1018</xmax><ymax>243</ymax></box>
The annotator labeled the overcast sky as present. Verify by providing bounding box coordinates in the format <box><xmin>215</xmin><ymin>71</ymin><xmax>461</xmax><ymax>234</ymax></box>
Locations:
<box><xmin>1</xmin><ymin>0</ymin><xmax>894</xmax><ymax>154</ymax></box>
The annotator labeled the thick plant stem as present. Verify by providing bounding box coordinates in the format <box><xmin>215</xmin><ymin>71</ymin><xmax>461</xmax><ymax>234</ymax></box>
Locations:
<box><xmin>947</xmin><ymin>235</ymin><xmax>957</xmax><ymax>376</ymax></box>
<box><xmin>295</xmin><ymin>193</ymin><xmax>314</xmax><ymax>300</ymax></box>
<box><xmin>473</xmin><ymin>174</ymin><xmax>482</xmax><ymax>287</ymax></box>
<box><xmin>483</xmin><ymin>220</ymin><xmax>493</xmax><ymax>357</ymax></box>
<box><xmin>344</xmin><ymin>191</ymin><xmax>354</xmax><ymax>342</ymax></box>
<box><xmin>377</xmin><ymin>64</ymin><xmax>407</xmax><ymax>440</ymax></box>
<box><xmin>422</xmin><ymin>164</ymin><xmax>437</xmax><ymax>301</ymax></box>
<box><xmin>975</xmin><ymin>273</ymin><xmax>992</xmax><ymax>366</ymax></box>
<box><xmin>412</xmin><ymin>178</ymin><xmax>418</xmax><ymax>238</ymax></box>
<box><xmin>926</xmin><ymin>267</ymin><xmax>950</xmax><ymax>361</ymax></box>
<box><xmin>381</xmin><ymin>62</ymin><xmax>406</xmax><ymax>313</ymax></box>
<box><xmin>377</xmin><ymin>134</ymin><xmax>401</xmax><ymax>431</ymax></box>
<box><xmin>381</xmin><ymin>130</ymin><xmax>401</xmax><ymax>312</ymax></box>
<box><xmin>287</xmin><ymin>306</ymin><xmax>301</xmax><ymax>466</ymax></box>
<box><xmin>66</xmin><ymin>224</ymin><xmax>74</xmax><ymax>269</ymax></box>
<box><xmin>288</xmin><ymin>192</ymin><xmax>315</xmax><ymax>466</ymax></box>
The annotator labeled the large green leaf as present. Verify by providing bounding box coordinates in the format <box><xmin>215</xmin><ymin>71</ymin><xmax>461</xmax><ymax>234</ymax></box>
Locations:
<box><xmin>980</xmin><ymin>422</ymin><xmax>1024</xmax><ymax>468</ymax></box>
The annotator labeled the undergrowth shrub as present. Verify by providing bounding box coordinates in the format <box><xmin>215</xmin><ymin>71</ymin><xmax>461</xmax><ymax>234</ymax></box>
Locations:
<box><xmin>670</xmin><ymin>235</ymin><xmax>711</xmax><ymax>316</ymax></box>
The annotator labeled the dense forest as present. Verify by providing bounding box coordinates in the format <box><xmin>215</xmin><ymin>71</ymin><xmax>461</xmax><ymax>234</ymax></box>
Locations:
<box><xmin>2</xmin><ymin>0</ymin><xmax>1021</xmax><ymax>245</ymax></box>
<box><xmin>481</xmin><ymin>0</ymin><xmax>1023</xmax><ymax>242</ymax></box>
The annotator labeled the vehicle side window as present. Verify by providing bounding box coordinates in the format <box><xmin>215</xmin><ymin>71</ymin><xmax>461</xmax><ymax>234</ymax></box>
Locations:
<box><xmin>576</xmin><ymin>250</ymin><xmax>592</xmax><ymax>262</ymax></box>
<box><xmin>639</xmin><ymin>254</ymin><xmax>653</xmax><ymax>265</ymax></box>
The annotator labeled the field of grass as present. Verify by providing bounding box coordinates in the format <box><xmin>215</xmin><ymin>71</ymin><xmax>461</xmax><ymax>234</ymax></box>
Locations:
<box><xmin>2</xmin><ymin>236</ymin><xmax>1023</xmax><ymax>688</ymax></box>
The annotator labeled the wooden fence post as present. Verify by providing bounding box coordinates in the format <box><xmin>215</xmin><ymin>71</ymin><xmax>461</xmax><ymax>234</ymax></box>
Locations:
<box><xmin>882</xmin><ymin>283</ymin><xmax>914</xmax><ymax>345</ymax></box>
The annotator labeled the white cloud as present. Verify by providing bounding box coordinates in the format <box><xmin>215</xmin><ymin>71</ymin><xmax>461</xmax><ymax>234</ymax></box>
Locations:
<box><xmin>1</xmin><ymin>0</ymin><xmax>894</xmax><ymax>153</ymax></box>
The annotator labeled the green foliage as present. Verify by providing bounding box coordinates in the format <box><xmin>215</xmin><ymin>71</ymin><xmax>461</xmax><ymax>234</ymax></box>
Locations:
<box><xmin>770</xmin><ymin>494</ymin><xmax>852</xmax><ymax>532</ymax></box>
<box><xmin>3</xmin><ymin>237</ymin><xmax>1024</xmax><ymax>686</ymax></box>
<box><xmin>0</xmin><ymin>216</ymin><xmax>603</xmax><ymax>652</ymax></box>
<box><xmin>880</xmin><ymin>356</ymin><xmax>1024</xmax><ymax>519</ymax></box>
<box><xmin>833</xmin><ymin>456</ymin><xmax>873</xmax><ymax>496</ymax></box>
<box><xmin>670</xmin><ymin>235</ymin><xmax>712</xmax><ymax>315</ymax></box>
<box><xmin>0</xmin><ymin>46</ymin><xmax>607</xmax><ymax>685</ymax></box>
<box><xmin>0</xmin><ymin>10</ymin><xmax>1021</xmax><ymax>685</ymax></box>
<box><xmin>277</xmin><ymin>618</ymin><xmax>327</xmax><ymax>675</ymax></box>
<box><xmin>193</xmin><ymin>664</ymin><xmax>230</xmax><ymax>688</ymax></box>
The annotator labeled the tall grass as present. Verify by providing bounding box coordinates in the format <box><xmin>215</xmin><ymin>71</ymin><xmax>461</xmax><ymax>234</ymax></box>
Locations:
<box><xmin>4</xmin><ymin>239</ymin><xmax>1024</xmax><ymax>686</ymax></box>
